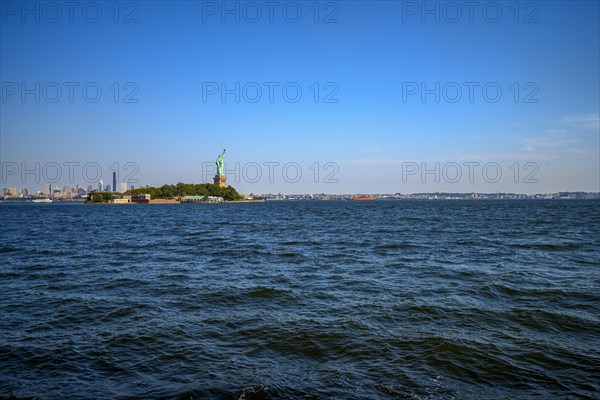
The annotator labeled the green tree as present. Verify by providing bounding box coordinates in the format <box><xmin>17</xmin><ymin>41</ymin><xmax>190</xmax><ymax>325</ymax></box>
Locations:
<box><xmin>87</xmin><ymin>192</ymin><xmax>113</xmax><ymax>203</ymax></box>
<box><xmin>126</xmin><ymin>183</ymin><xmax>242</xmax><ymax>200</ymax></box>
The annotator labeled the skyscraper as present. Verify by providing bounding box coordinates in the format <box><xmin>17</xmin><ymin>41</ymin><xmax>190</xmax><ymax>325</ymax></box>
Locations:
<box><xmin>112</xmin><ymin>172</ymin><xmax>117</xmax><ymax>195</ymax></box>
<box><xmin>44</xmin><ymin>184</ymin><xmax>52</xmax><ymax>196</ymax></box>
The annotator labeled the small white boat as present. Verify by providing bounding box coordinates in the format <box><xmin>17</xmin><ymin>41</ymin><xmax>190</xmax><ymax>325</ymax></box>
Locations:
<box><xmin>32</xmin><ymin>198</ymin><xmax>52</xmax><ymax>203</ymax></box>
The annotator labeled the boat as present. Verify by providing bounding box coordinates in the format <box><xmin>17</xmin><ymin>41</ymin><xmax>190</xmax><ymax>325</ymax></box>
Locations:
<box><xmin>32</xmin><ymin>198</ymin><xmax>52</xmax><ymax>203</ymax></box>
<box><xmin>352</xmin><ymin>196</ymin><xmax>375</xmax><ymax>201</ymax></box>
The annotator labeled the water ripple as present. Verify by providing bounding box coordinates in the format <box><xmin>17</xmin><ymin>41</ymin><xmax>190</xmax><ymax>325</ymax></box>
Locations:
<box><xmin>0</xmin><ymin>200</ymin><xmax>599</xmax><ymax>399</ymax></box>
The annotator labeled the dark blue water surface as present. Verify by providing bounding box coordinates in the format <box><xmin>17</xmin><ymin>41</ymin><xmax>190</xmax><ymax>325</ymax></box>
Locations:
<box><xmin>1</xmin><ymin>200</ymin><xmax>599</xmax><ymax>399</ymax></box>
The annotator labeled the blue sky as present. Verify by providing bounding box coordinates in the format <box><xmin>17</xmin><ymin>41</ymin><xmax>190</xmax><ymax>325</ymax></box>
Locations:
<box><xmin>1</xmin><ymin>0</ymin><xmax>599</xmax><ymax>194</ymax></box>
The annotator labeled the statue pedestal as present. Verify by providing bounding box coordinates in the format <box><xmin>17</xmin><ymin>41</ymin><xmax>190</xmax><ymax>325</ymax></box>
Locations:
<box><xmin>214</xmin><ymin>175</ymin><xmax>227</xmax><ymax>188</ymax></box>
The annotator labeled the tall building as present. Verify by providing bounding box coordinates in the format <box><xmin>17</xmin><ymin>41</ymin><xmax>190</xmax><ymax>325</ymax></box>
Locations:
<box><xmin>119</xmin><ymin>182</ymin><xmax>128</xmax><ymax>193</ymax></box>
<box><xmin>98</xmin><ymin>180</ymin><xmax>103</xmax><ymax>192</ymax></box>
<box><xmin>20</xmin><ymin>188</ymin><xmax>28</xmax><ymax>197</ymax></box>
<box><xmin>112</xmin><ymin>172</ymin><xmax>117</xmax><ymax>195</ymax></box>
<box><xmin>87</xmin><ymin>185</ymin><xmax>93</xmax><ymax>193</ymax></box>
<box><xmin>44</xmin><ymin>184</ymin><xmax>52</xmax><ymax>196</ymax></box>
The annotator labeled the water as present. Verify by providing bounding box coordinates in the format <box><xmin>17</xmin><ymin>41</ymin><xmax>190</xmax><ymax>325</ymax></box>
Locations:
<box><xmin>1</xmin><ymin>200</ymin><xmax>599</xmax><ymax>399</ymax></box>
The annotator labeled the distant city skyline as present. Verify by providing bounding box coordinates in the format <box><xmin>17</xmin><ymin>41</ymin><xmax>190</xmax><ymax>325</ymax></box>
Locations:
<box><xmin>1</xmin><ymin>157</ymin><xmax>598</xmax><ymax>195</ymax></box>
<box><xmin>1</xmin><ymin>1</ymin><xmax>598</xmax><ymax>194</ymax></box>
<box><xmin>1</xmin><ymin>178</ymin><xmax>598</xmax><ymax>201</ymax></box>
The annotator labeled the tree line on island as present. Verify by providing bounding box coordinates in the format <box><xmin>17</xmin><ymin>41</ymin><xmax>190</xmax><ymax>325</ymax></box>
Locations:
<box><xmin>88</xmin><ymin>183</ymin><xmax>243</xmax><ymax>203</ymax></box>
<box><xmin>128</xmin><ymin>183</ymin><xmax>243</xmax><ymax>200</ymax></box>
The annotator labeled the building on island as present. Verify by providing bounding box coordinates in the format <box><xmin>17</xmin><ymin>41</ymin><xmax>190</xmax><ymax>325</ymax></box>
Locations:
<box><xmin>113</xmin><ymin>196</ymin><xmax>132</xmax><ymax>204</ymax></box>
<box><xmin>180</xmin><ymin>195</ymin><xmax>224</xmax><ymax>203</ymax></box>
<box><xmin>132</xmin><ymin>194</ymin><xmax>151</xmax><ymax>203</ymax></box>
<box><xmin>181</xmin><ymin>195</ymin><xmax>205</xmax><ymax>203</ymax></box>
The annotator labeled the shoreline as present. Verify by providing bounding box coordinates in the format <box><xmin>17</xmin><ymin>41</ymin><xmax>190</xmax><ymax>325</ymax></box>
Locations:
<box><xmin>81</xmin><ymin>199</ymin><xmax>267</xmax><ymax>204</ymax></box>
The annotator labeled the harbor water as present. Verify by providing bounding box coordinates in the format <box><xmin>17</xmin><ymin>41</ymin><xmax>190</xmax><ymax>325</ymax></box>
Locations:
<box><xmin>1</xmin><ymin>200</ymin><xmax>599</xmax><ymax>399</ymax></box>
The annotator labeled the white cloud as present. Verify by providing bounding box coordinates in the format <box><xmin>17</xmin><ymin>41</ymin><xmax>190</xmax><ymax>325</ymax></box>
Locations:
<box><xmin>560</xmin><ymin>114</ymin><xmax>600</xmax><ymax>130</ymax></box>
<box><xmin>521</xmin><ymin>136</ymin><xmax>579</xmax><ymax>153</ymax></box>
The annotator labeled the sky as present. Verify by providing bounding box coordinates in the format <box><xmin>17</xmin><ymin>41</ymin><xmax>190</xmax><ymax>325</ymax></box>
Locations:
<box><xmin>1</xmin><ymin>0</ymin><xmax>599</xmax><ymax>195</ymax></box>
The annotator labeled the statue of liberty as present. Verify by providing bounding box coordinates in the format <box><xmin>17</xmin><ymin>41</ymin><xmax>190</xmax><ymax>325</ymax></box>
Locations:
<box><xmin>216</xmin><ymin>149</ymin><xmax>226</xmax><ymax>176</ymax></box>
